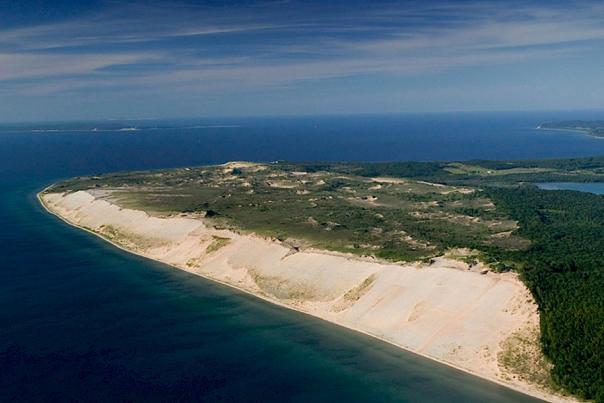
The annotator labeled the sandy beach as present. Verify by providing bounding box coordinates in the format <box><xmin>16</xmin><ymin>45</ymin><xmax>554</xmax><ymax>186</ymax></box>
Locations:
<box><xmin>39</xmin><ymin>189</ymin><xmax>576</xmax><ymax>403</ymax></box>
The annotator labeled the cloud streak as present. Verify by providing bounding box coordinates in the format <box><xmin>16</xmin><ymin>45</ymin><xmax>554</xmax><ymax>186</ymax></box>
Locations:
<box><xmin>1</xmin><ymin>0</ymin><xmax>604</xmax><ymax>118</ymax></box>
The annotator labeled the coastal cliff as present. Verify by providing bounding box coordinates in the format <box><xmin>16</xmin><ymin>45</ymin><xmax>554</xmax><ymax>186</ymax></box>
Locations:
<box><xmin>39</xmin><ymin>189</ymin><xmax>572</xmax><ymax>402</ymax></box>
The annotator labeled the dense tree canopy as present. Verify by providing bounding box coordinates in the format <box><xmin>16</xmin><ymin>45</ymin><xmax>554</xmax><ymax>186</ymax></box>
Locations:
<box><xmin>488</xmin><ymin>187</ymin><xmax>604</xmax><ymax>401</ymax></box>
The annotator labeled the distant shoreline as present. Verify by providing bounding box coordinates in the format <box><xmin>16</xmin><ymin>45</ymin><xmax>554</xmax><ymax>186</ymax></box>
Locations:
<box><xmin>537</xmin><ymin>125</ymin><xmax>604</xmax><ymax>139</ymax></box>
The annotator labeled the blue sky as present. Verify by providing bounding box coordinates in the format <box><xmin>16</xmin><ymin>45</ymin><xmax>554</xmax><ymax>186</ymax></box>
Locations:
<box><xmin>1</xmin><ymin>0</ymin><xmax>604</xmax><ymax>121</ymax></box>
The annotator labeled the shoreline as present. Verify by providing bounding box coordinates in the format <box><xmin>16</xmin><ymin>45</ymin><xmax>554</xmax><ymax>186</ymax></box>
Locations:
<box><xmin>536</xmin><ymin>126</ymin><xmax>603</xmax><ymax>139</ymax></box>
<box><xmin>37</xmin><ymin>189</ymin><xmax>573</xmax><ymax>403</ymax></box>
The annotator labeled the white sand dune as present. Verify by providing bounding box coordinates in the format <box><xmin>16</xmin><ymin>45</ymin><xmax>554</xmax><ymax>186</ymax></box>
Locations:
<box><xmin>41</xmin><ymin>190</ymin><xmax>573</xmax><ymax>402</ymax></box>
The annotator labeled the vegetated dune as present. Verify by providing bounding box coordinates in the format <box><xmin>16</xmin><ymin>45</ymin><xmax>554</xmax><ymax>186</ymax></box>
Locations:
<box><xmin>41</xmin><ymin>190</ymin><xmax>573</xmax><ymax>402</ymax></box>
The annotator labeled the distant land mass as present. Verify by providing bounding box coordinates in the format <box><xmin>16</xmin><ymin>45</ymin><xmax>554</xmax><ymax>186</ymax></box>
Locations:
<box><xmin>538</xmin><ymin>120</ymin><xmax>604</xmax><ymax>138</ymax></box>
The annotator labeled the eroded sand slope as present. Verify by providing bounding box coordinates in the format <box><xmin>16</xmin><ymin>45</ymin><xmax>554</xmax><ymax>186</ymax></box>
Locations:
<box><xmin>41</xmin><ymin>190</ymin><xmax>568</xmax><ymax>402</ymax></box>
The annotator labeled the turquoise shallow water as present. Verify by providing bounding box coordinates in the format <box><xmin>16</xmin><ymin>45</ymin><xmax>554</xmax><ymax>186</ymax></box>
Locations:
<box><xmin>5</xmin><ymin>112</ymin><xmax>601</xmax><ymax>401</ymax></box>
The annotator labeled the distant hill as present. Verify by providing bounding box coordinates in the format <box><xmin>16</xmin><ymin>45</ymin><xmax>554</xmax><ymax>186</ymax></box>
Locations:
<box><xmin>539</xmin><ymin>120</ymin><xmax>604</xmax><ymax>137</ymax></box>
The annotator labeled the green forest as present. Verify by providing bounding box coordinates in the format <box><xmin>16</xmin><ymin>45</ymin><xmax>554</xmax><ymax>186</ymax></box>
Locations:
<box><xmin>488</xmin><ymin>187</ymin><xmax>604</xmax><ymax>401</ymax></box>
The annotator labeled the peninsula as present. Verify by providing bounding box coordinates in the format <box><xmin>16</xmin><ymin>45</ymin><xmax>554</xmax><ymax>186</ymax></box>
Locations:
<box><xmin>41</xmin><ymin>156</ymin><xmax>604</xmax><ymax>402</ymax></box>
<box><xmin>538</xmin><ymin>120</ymin><xmax>604</xmax><ymax>138</ymax></box>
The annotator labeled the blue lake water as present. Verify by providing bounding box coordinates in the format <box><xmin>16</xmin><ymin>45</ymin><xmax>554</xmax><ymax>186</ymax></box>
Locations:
<box><xmin>4</xmin><ymin>111</ymin><xmax>604</xmax><ymax>402</ymax></box>
<box><xmin>537</xmin><ymin>182</ymin><xmax>604</xmax><ymax>194</ymax></box>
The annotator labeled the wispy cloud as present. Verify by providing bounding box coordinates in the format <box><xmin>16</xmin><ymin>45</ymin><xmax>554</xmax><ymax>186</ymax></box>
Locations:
<box><xmin>1</xmin><ymin>0</ymin><xmax>604</xmax><ymax>112</ymax></box>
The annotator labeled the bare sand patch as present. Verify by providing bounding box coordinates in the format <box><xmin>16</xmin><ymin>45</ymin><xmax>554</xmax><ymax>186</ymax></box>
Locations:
<box><xmin>371</xmin><ymin>177</ymin><xmax>408</xmax><ymax>184</ymax></box>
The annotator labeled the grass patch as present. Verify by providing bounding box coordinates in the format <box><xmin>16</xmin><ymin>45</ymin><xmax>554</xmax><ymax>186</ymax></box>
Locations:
<box><xmin>206</xmin><ymin>235</ymin><xmax>231</xmax><ymax>254</ymax></box>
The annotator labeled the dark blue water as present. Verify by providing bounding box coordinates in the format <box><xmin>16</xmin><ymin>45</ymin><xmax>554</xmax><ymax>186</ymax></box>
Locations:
<box><xmin>538</xmin><ymin>182</ymin><xmax>604</xmax><ymax>194</ymax></box>
<box><xmin>4</xmin><ymin>111</ymin><xmax>604</xmax><ymax>402</ymax></box>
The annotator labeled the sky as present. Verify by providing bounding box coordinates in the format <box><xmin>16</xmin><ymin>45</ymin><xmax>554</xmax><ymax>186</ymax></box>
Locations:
<box><xmin>1</xmin><ymin>0</ymin><xmax>604</xmax><ymax>122</ymax></box>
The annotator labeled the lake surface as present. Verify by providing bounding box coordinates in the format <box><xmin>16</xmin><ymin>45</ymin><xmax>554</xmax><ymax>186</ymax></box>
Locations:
<box><xmin>538</xmin><ymin>182</ymin><xmax>604</xmax><ymax>195</ymax></box>
<box><xmin>5</xmin><ymin>111</ymin><xmax>604</xmax><ymax>402</ymax></box>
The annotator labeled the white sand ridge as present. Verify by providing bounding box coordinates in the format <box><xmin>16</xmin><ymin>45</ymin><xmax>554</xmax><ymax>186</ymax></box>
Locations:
<box><xmin>41</xmin><ymin>190</ymin><xmax>575</xmax><ymax>402</ymax></box>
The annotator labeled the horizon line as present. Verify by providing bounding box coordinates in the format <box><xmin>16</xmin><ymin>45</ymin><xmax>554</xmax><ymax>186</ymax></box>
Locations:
<box><xmin>3</xmin><ymin>107</ymin><xmax>604</xmax><ymax>125</ymax></box>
